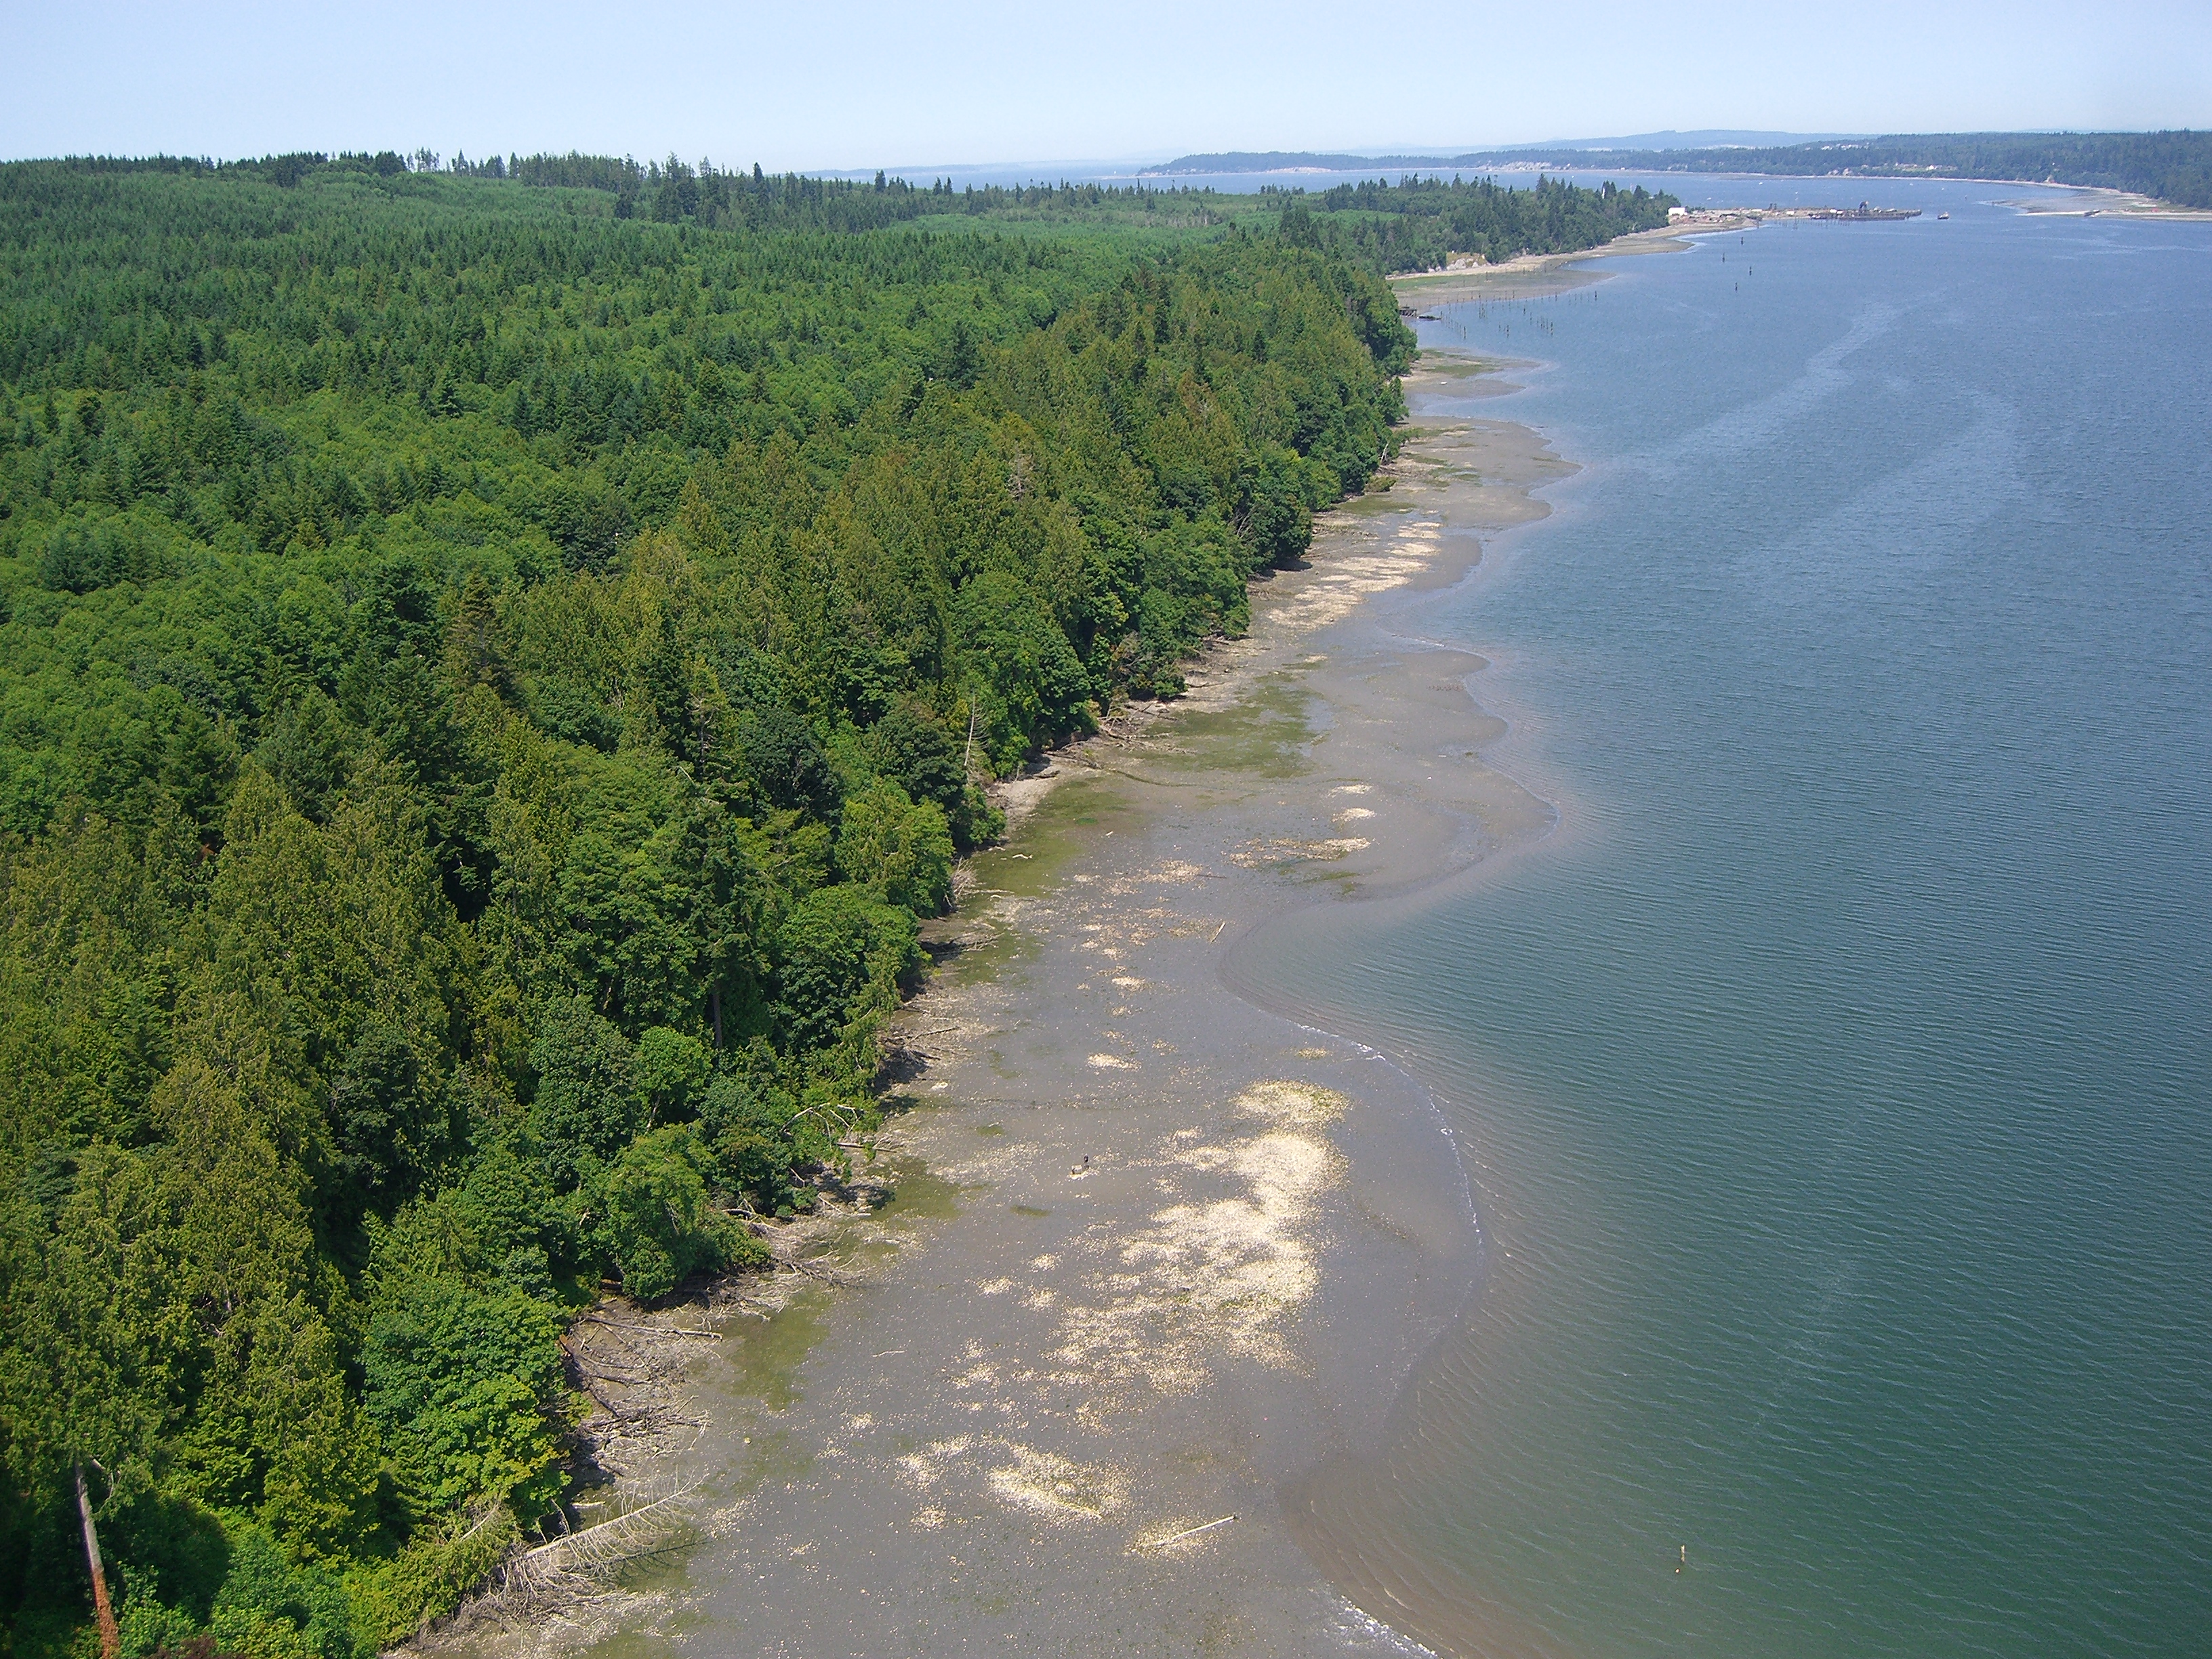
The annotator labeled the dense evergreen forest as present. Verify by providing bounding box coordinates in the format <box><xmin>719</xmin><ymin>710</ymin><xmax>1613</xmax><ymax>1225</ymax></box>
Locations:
<box><xmin>1277</xmin><ymin>173</ymin><xmax>1675</xmax><ymax>272</ymax></box>
<box><xmin>0</xmin><ymin>150</ymin><xmax>1418</xmax><ymax>1658</ymax></box>
<box><xmin>52</xmin><ymin>149</ymin><xmax>1234</xmax><ymax>233</ymax></box>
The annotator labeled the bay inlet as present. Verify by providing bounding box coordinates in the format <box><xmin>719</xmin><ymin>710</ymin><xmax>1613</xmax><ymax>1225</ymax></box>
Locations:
<box><xmin>1252</xmin><ymin>179</ymin><xmax>2212</xmax><ymax>1657</ymax></box>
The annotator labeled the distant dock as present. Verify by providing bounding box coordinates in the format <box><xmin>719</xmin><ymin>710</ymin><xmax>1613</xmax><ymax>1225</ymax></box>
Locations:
<box><xmin>1807</xmin><ymin>201</ymin><xmax>1921</xmax><ymax>221</ymax></box>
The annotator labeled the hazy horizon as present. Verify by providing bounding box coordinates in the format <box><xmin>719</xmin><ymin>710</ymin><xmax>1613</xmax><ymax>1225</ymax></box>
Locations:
<box><xmin>3</xmin><ymin>0</ymin><xmax>2207</xmax><ymax>171</ymax></box>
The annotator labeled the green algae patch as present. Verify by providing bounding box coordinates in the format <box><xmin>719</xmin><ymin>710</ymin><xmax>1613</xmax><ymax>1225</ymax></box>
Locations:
<box><xmin>1147</xmin><ymin>679</ymin><xmax>1318</xmax><ymax>781</ymax></box>
<box><xmin>720</xmin><ymin>1289</ymin><xmax>832</xmax><ymax>1411</ymax></box>
<box><xmin>874</xmin><ymin>1162</ymin><xmax>964</xmax><ymax>1224</ymax></box>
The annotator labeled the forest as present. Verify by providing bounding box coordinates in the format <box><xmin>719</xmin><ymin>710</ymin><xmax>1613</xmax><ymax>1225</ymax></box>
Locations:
<box><xmin>0</xmin><ymin>144</ymin><xmax>1680</xmax><ymax>1659</ymax></box>
<box><xmin>0</xmin><ymin>150</ymin><xmax>1422</xmax><ymax>1659</ymax></box>
<box><xmin>52</xmin><ymin>150</ymin><xmax>1237</xmax><ymax>234</ymax></box>
<box><xmin>1281</xmin><ymin>172</ymin><xmax>1676</xmax><ymax>271</ymax></box>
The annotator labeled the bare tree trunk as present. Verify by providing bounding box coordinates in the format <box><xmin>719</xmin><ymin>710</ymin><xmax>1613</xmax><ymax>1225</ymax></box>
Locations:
<box><xmin>74</xmin><ymin>1462</ymin><xmax>120</xmax><ymax>1659</ymax></box>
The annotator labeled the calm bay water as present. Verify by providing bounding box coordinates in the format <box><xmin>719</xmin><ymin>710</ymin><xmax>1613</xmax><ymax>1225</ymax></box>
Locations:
<box><xmin>1244</xmin><ymin>183</ymin><xmax>2212</xmax><ymax>1655</ymax></box>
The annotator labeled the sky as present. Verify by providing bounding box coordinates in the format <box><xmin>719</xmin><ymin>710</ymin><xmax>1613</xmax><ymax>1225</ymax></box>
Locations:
<box><xmin>3</xmin><ymin>0</ymin><xmax>2208</xmax><ymax>171</ymax></box>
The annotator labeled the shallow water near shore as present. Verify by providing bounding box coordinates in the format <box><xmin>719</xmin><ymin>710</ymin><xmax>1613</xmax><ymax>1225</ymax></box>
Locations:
<box><xmin>1252</xmin><ymin>185</ymin><xmax>2212</xmax><ymax>1654</ymax></box>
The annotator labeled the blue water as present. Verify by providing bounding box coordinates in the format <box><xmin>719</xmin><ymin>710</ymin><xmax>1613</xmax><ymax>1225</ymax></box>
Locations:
<box><xmin>1250</xmin><ymin>183</ymin><xmax>2212</xmax><ymax>1655</ymax></box>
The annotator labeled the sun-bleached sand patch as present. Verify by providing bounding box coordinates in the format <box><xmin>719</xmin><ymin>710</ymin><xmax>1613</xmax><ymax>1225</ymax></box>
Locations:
<box><xmin>1132</xmin><ymin>1132</ymin><xmax>1338</xmax><ymax>1366</ymax></box>
<box><xmin>1044</xmin><ymin>1080</ymin><xmax>1347</xmax><ymax>1398</ymax></box>
<box><xmin>1258</xmin><ymin>516</ymin><xmax>1450</xmax><ymax>634</ymax></box>
<box><xmin>1234</xmin><ymin>1080</ymin><xmax>1349</xmax><ymax>1129</ymax></box>
<box><xmin>1334</xmin><ymin>807</ymin><xmax>1376</xmax><ymax>823</ymax></box>
<box><xmin>975</xmin><ymin>1277</ymin><xmax>1017</xmax><ymax>1296</ymax></box>
<box><xmin>894</xmin><ymin>1437</ymin><xmax>973</xmax><ymax>1490</ymax></box>
<box><xmin>987</xmin><ymin>1444</ymin><xmax>1129</xmax><ymax>1525</ymax></box>
<box><xmin>1111</xmin><ymin>975</ymin><xmax>1146</xmax><ymax>989</ymax></box>
<box><xmin>1086</xmin><ymin>1052</ymin><xmax>1137</xmax><ymax>1070</ymax></box>
<box><xmin>896</xmin><ymin>1437</ymin><xmax>1131</xmax><ymax>1529</ymax></box>
<box><xmin>1330</xmin><ymin>783</ymin><xmax>1372</xmax><ymax>795</ymax></box>
<box><xmin>924</xmin><ymin>1133</ymin><xmax>1042</xmax><ymax>1187</ymax></box>
<box><xmin>1145</xmin><ymin>861</ymin><xmax>1210</xmax><ymax>884</ymax></box>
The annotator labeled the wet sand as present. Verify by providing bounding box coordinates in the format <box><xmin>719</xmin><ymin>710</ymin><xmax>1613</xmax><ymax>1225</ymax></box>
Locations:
<box><xmin>453</xmin><ymin>364</ymin><xmax>1581</xmax><ymax>1658</ymax></box>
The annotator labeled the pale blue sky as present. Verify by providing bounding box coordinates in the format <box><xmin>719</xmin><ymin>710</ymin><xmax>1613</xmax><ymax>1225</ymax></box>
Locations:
<box><xmin>4</xmin><ymin>1</ymin><xmax>2207</xmax><ymax>170</ymax></box>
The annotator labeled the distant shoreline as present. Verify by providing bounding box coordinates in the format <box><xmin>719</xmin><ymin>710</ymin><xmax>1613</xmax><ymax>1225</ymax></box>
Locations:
<box><xmin>1145</xmin><ymin>132</ymin><xmax>2212</xmax><ymax>214</ymax></box>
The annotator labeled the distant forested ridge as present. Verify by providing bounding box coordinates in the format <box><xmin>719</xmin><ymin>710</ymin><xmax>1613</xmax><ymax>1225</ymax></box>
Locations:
<box><xmin>42</xmin><ymin>148</ymin><xmax>1233</xmax><ymax>232</ymax></box>
<box><xmin>1275</xmin><ymin>173</ymin><xmax>1676</xmax><ymax>272</ymax></box>
<box><xmin>0</xmin><ymin>152</ymin><xmax>1411</xmax><ymax>1658</ymax></box>
<box><xmin>1164</xmin><ymin>131</ymin><xmax>2212</xmax><ymax>209</ymax></box>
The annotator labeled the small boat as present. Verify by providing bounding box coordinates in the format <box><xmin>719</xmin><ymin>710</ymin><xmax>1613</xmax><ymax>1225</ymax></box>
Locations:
<box><xmin>1938</xmin><ymin>211</ymin><xmax>1950</xmax><ymax>220</ymax></box>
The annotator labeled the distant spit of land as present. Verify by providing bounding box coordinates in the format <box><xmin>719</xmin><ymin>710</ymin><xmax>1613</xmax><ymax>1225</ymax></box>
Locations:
<box><xmin>1154</xmin><ymin>130</ymin><xmax>2212</xmax><ymax>210</ymax></box>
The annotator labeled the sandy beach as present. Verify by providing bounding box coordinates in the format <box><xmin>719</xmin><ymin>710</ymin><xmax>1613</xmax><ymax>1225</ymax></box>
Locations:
<box><xmin>1383</xmin><ymin>214</ymin><xmax>1771</xmax><ymax>310</ymax></box>
<box><xmin>435</xmin><ymin>347</ymin><xmax>1585</xmax><ymax>1658</ymax></box>
<box><xmin>1995</xmin><ymin>182</ymin><xmax>2212</xmax><ymax>220</ymax></box>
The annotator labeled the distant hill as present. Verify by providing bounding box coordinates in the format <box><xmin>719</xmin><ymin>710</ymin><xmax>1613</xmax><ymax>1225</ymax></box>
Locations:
<box><xmin>1152</xmin><ymin>131</ymin><xmax>2211</xmax><ymax>208</ymax></box>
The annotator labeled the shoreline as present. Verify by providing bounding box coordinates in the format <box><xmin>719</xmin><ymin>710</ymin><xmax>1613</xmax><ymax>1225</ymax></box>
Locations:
<box><xmin>1387</xmin><ymin>218</ymin><xmax>1740</xmax><ymax>304</ymax></box>
<box><xmin>439</xmin><ymin>332</ymin><xmax>1603</xmax><ymax>1656</ymax></box>
<box><xmin>1994</xmin><ymin>180</ymin><xmax>2212</xmax><ymax>220</ymax></box>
